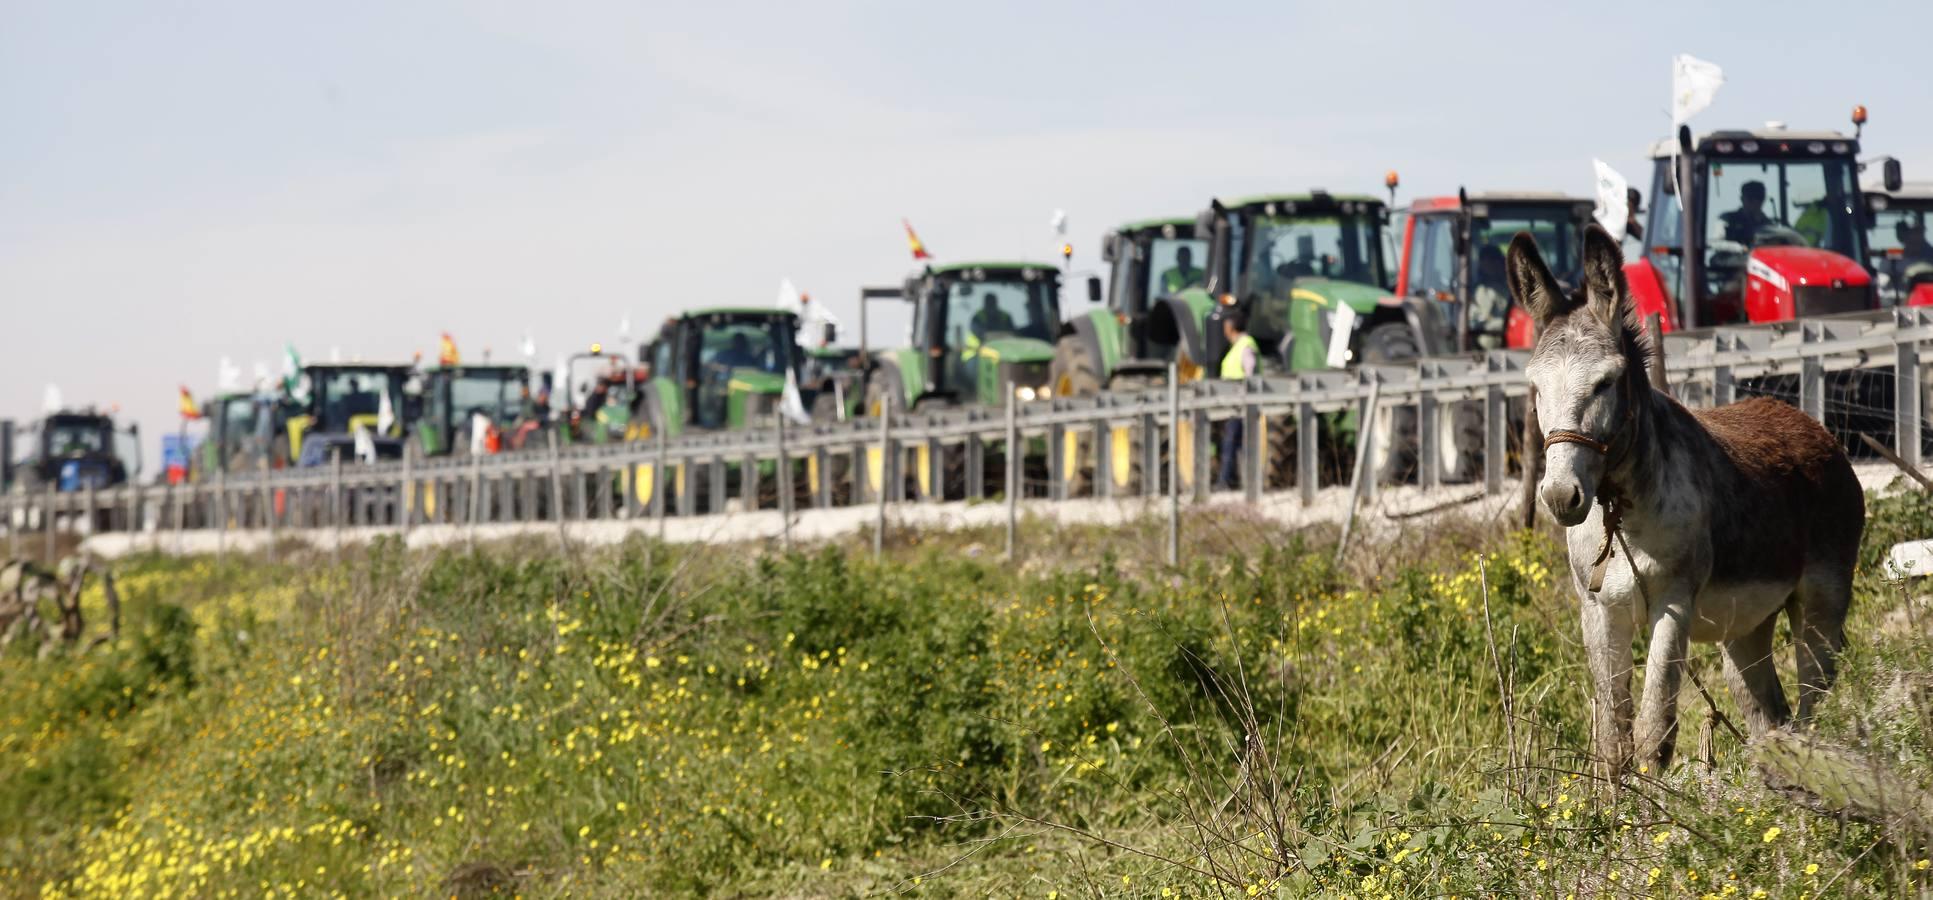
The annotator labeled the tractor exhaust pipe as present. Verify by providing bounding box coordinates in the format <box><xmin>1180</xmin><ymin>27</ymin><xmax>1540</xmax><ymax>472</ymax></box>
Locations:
<box><xmin>1676</xmin><ymin>125</ymin><xmax>1701</xmax><ymax>331</ymax></box>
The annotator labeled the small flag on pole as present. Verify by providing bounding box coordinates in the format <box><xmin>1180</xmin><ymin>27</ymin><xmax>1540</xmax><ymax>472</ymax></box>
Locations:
<box><xmin>439</xmin><ymin>332</ymin><xmax>460</xmax><ymax>366</ymax></box>
<box><xmin>1592</xmin><ymin>159</ymin><xmax>1631</xmax><ymax>243</ymax></box>
<box><xmin>903</xmin><ymin>219</ymin><xmax>932</xmax><ymax>261</ymax></box>
<box><xmin>178</xmin><ymin>386</ymin><xmax>202</xmax><ymax>420</ymax></box>
<box><xmin>1671</xmin><ymin>54</ymin><xmax>1724</xmax><ymax>127</ymax></box>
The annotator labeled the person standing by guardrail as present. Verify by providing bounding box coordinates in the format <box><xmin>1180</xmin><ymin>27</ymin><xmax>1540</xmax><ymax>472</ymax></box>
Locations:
<box><xmin>1215</xmin><ymin>310</ymin><xmax>1257</xmax><ymax>491</ymax></box>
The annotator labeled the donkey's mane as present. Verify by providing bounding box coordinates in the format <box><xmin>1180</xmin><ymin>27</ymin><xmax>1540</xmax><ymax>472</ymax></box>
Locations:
<box><xmin>1540</xmin><ymin>282</ymin><xmax>1655</xmax><ymax>381</ymax></box>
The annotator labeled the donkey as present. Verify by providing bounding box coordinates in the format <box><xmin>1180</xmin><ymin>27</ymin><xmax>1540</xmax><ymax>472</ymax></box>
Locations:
<box><xmin>1511</xmin><ymin>224</ymin><xmax>1864</xmax><ymax>775</ymax></box>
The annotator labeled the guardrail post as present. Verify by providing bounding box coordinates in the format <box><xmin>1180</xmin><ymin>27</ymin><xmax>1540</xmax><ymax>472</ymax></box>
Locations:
<box><xmin>707</xmin><ymin>453</ymin><xmax>726</xmax><ymax>513</ymax></box>
<box><xmin>546</xmin><ymin>431</ymin><xmax>568</xmax><ymax>553</ymax></box>
<box><xmin>1005</xmin><ymin>391</ymin><xmax>1018</xmax><ymax>560</ymax></box>
<box><xmin>1167</xmin><ymin>364</ymin><xmax>1180</xmax><ymax>566</ymax></box>
<box><xmin>1140</xmin><ymin>406</ymin><xmax>1160</xmax><ymax>500</ymax></box>
<box><xmin>1242</xmin><ymin>388</ymin><xmax>1262</xmax><ymax>505</ymax></box>
<box><xmin>923</xmin><ymin>435</ymin><xmax>944</xmax><ymax>505</ymax></box>
<box><xmin>1792</xmin><ymin>322</ymin><xmax>1824</xmax><ymax>423</ymax></box>
<box><xmin>330</xmin><ymin>453</ymin><xmax>344</xmax><ymax>564</ymax></box>
<box><xmin>1896</xmin><ymin>331</ymin><xmax>1921</xmax><ymax>469</ymax></box>
<box><xmin>264</xmin><ymin>459</ymin><xmax>278</xmax><ymax>560</ymax></box>
<box><xmin>657</xmin><ymin>429</ymin><xmax>670</xmax><ymax>540</ymax></box>
<box><xmin>170</xmin><ymin>481</ymin><xmax>183</xmax><ymax>553</ymax></box>
<box><xmin>44</xmin><ymin>480</ymin><xmax>56</xmax><ymax>560</ymax></box>
<box><xmin>776</xmin><ymin>412</ymin><xmax>793</xmax><ymax>549</ymax></box>
<box><xmin>1418</xmin><ymin>374</ymin><xmax>1441</xmax><ymax>491</ymax></box>
<box><xmin>214</xmin><ymin>464</ymin><xmax>227</xmax><ymax>562</ymax></box>
<box><xmin>740</xmin><ymin>453</ymin><xmax>758</xmax><ymax>511</ymax></box>
<box><xmin>966</xmin><ymin>428</ymin><xmax>985</xmax><ymax>501</ymax></box>
<box><xmin>1093</xmin><ymin>416</ymin><xmax>1113</xmax><ymax>501</ymax></box>
<box><xmin>1484</xmin><ymin>357</ymin><xmax>1507</xmax><ymax>495</ymax></box>
<box><xmin>1713</xmin><ymin>351</ymin><xmax>1735</xmax><ymax>407</ymax></box>
<box><xmin>875</xmin><ymin>405</ymin><xmax>892</xmax><ymax>559</ymax></box>
<box><xmin>468</xmin><ymin>448</ymin><xmax>484</xmax><ymax>545</ymax></box>
<box><xmin>84</xmin><ymin>482</ymin><xmax>98</xmax><ymax>550</ymax></box>
<box><xmin>1297</xmin><ymin>395</ymin><xmax>1317</xmax><ymax>507</ymax></box>
<box><xmin>1047</xmin><ymin>416</ymin><xmax>1067</xmax><ymax>502</ymax></box>
<box><xmin>4</xmin><ymin>494</ymin><xmax>16</xmax><ymax>558</ymax></box>
<box><xmin>399</xmin><ymin>444</ymin><xmax>413</xmax><ymax>538</ymax></box>
<box><xmin>1191</xmin><ymin>402</ymin><xmax>1211</xmax><ymax>503</ymax></box>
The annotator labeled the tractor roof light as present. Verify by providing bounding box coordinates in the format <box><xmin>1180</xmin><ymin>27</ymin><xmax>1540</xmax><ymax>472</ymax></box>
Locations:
<box><xmin>1385</xmin><ymin>170</ymin><xmax>1400</xmax><ymax>189</ymax></box>
<box><xmin>1853</xmin><ymin>104</ymin><xmax>1868</xmax><ymax>126</ymax></box>
<box><xmin>1218</xmin><ymin>293</ymin><xmax>1237</xmax><ymax>306</ymax></box>
<box><xmin>590</xmin><ymin>342</ymin><xmax>603</xmax><ymax>355</ymax></box>
<box><xmin>1807</xmin><ymin>141</ymin><xmax>1826</xmax><ymax>154</ymax></box>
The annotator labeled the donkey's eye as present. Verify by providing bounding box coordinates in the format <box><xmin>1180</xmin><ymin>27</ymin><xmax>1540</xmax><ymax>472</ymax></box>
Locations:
<box><xmin>1593</xmin><ymin>376</ymin><xmax>1617</xmax><ymax>395</ymax></box>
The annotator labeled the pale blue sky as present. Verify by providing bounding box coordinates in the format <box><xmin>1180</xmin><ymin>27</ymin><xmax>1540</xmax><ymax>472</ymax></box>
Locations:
<box><xmin>4</xmin><ymin>0</ymin><xmax>1929</xmax><ymax>464</ymax></box>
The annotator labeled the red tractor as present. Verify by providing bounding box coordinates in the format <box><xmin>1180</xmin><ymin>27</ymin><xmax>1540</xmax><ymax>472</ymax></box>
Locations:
<box><xmin>1378</xmin><ymin>189</ymin><xmax>1594</xmax><ymax>482</ymax></box>
<box><xmin>1625</xmin><ymin>109</ymin><xmax>1902</xmax><ymax>332</ymax></box>
<box><xmin>1394</xmin><ymin>190</ymin><xmax>1597</xmax><ymax>353</ymax></box>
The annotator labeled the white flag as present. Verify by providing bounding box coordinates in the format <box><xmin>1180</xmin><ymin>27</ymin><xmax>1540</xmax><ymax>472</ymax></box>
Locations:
<box><xmin>520</xmin><ymin>332</ymin><xmax>537</xmax><ymax>360</ymax></box>
<box><xmin>353</xmin><ymin>425</ymin><xmax>377</xmax><ymax>464</ymax></box>
<box><xmin>218</xmin><ymin>356</ymin><xmax>242</xmax><ymax>392</ymax></box>
<box><xmin>470</xmin><ymin>411</ymin><xmax>491</xmax><ymax>455</ymax></box>
<box><xmin>1050</xmin><ymin>209</ymin><xmax>1068</xmax><ymax>236</ymax></box>
<box><xmin>251</xmin><ymin>360</ymin><xmax>271</xmax><ymax>389</ymax></box>
<box><xmin>780</xmin><ymin>368</ymin><xmax>812</xmax><ymax>426</ymax></box>
<box><xmin>376</xmin><ymin>384</ymin><xmax>396</xmax><ymax>436</ymax></box>
<box><xmin>552</xmin><ymin>354</ymin><xmax>571</xmax><ymax>413</ymax></box>
<box><xmin>1592</xmin><ymin>159</ymin><xmax>1631</xmax><ymax>243</ymax></box>
<box><xmin>42</xmin><ymin>384</ymin><xmax>62</xmax><ymax>413</ymax></box>
<box><xmin>775</xmin><ymin>278</ymin><xmax>803</xmax><ymax>313</ymax></box>
<box><xmin>1671</xmin><ymin>54</ymin><xmax>1724</xmax><ymax>127</ymax></box>
<box><xmin>618</xmin><ymin>314</ymin><xmax>633</xmax><ymax>343</ymax></box>
<box><xmin>328</xmin><ymin>345</ymin><xmax>343</xmax><ymax>363</ymax></box>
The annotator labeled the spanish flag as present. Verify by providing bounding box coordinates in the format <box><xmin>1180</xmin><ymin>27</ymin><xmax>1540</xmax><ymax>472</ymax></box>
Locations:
<box><xmin>178</xmin><ymin>386</ymin><xmax>202</xmax><ymax>420</ymax></box>
<box><xmin>439</xmin><ymin>332</ymin><xmax>460</xmax><ymax>366</ymax></box>
<box><xmin>902</xmin><ymin>219</ymin><xmax>931</xmax><ymax>261</ymax></box>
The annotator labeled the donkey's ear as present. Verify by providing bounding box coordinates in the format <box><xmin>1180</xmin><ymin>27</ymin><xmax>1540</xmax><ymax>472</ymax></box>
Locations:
<box><xmin>1506</xmin><ymin>232</ymin><xmax>1568</xmax><ymax>327</ymax></box>
<box><xmin>1580</xmin><ymin>224</ymin><xmax>1631</xmax><ymax>330</ymax></box>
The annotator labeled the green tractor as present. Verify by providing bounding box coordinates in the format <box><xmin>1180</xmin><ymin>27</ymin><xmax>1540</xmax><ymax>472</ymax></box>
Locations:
<box><xmin>858</xmin><ymin>262</ymin><xmax>1098</xmax><ymax>499</ymax></box>
<box><xmin>1051</xmin><ymin>192</ymin><xmax>1400</xmax><ymax>492</ymax></box>
<box><xmin>863</xmin><ymin>262</ymin><xmax>1093</xmax><ymax>415</ymax></box>
<box><xmin>414</xmin><ymin>363</ymin><xmax>542</xmax><ymax>456</ymax></box>
<box><xmin>1050</xmin><ymin>217</ymin><xmax>1209</xmax><ymax>395</ymax></box>
<box><xmin>193</xmin><ymin>391</ymin><xmax>278</xmax><ymax>477</ymax></box>
<box><xmin>279</xmin><ymin>363</ymin><xmax>414</xmax><ymax>467</ymax></box>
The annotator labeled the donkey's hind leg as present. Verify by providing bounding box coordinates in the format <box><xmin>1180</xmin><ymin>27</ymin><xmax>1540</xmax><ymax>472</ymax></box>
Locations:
<box><xmin>1789</xmin><ymin>565</ymin><xmax>1851</xmax><ymax>724</ymax></box>
<box><xmin>1719</xmin><ymin>613</ymin><xmax>1790</xmax><ymax>737</ymax></box>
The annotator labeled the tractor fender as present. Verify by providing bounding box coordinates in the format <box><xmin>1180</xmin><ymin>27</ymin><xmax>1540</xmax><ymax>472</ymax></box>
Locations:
<box><xmin>1067</xmin><ymin>307</ymin><xmax>1127</xmax><ymax>381</ymax></box>
<box><xmin>1393</xmin><ymin>295</ymin><xmax>1454</xmax><ymax>358</ymax></box>
<box><xmin>1624</xmin><ymin>258</ymin><xmax>1674</xmax><ymax>332</ymax></box>
<box><xmin>1147</xmin><ymin>292</ymin><xmax>1213</xmax><ymax>368</ymax></box>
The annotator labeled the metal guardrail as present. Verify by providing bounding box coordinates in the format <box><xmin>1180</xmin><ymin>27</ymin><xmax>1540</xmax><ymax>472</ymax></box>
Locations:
<box><xmin>8</xmin><ymin>307</ymin><xmax>1933</xmax><ymax>556</ymax></box>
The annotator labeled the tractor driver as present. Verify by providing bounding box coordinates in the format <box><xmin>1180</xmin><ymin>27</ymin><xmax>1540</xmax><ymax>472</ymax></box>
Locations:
<box><xmin>1720</xmin><ymin>180</ymin><xmax>1773</xmax><ymax>245</ymax></box>
<box><xmin>1468</xmin><ymin>245</ymin><xmax>1510</xmax><ymax>349</ymax></box>
<box><xmin>710</xmin><ymin>332</ymin><xmax>765</xmax><ymax>372</ymax></box>
<box><xmin>1898</xmin><ymin>216</ymin><xmax>1933</xmax><ymax>263</ymax></box>
<box><xmin>1160</xmin><ymin>246</ymin><xmax>1205</xmax><ymax>293</ymax></box>
<box><xmin>970</xmin><ymin>293</ymin><xmax>1017</xmax><ymax>338</ymax></box>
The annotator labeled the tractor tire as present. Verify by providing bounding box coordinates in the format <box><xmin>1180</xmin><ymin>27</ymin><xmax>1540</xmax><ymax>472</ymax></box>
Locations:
<box><xmin>1265</xmin><ymin>413</ymin><xmax>1298</xmax><ymax>491</ymax></box>
<box><xmin>1360</xmin><ymin>322</ymin><xmax>1421</xmax><ymax>484</ymax></box>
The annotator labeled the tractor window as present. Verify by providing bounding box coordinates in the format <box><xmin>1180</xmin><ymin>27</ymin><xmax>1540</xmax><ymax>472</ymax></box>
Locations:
<box><xmin>943</xmin><ymin>279</ymin><xmax>1058</xmax><ymax>348</ymax></box>
<box><xmin>1473</xmin><ymin>205</ymin><xmax>1582</xmax><ymax>285</ymax></box>
<box><xmin>1702</xmin><ymin>156</ymin><xmax>1863</xmax><ymax>279</ymax></box>
<box><xmin>314</xmin><ymin>371</ymin><xmax>397</xmax><ymax>430</ymax></box>
<box><xmin>697</xmin><ymin>320</ymin><xmax>793</xmax><ymax>375</ymax></box>
<box><xmin>1240</xmin><ymin>213</ymin><xmax>1387</xmax><ymax>297</ymax></box>
<box><xmin>451</xmin><ymin>372</ymin><xmax>524</xmax><ymax>424</ymax></box>
<box><xmin>1645</xmin><ymin>160</ymin><xmax>1685</xmax><ymax>299</ymax></box>
<box><xmin>1146</xmin><ymin>237</ymin><xmax>1209</xmax><ymax>297</ymax></box>
<box><xmin>46</xmin><ymin>422</ymin><xmax>108</xmax><ymax>456</ymax></box>
<box><xmin>1407</xmin><ymin>217</ymin><xmax>1456</xmax><ymax>299</ymax></box>
<box><xmin>1870</xmin><ymin>206</ymin><xmax>1933</xmax><ymax>305</ymax></box>
<box><xmin>219</xmin><ymin>396</ymin><xmax>258</xmax><ymax>445</ymax></box>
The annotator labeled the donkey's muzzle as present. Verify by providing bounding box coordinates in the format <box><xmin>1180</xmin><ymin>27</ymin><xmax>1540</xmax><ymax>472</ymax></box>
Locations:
<box><xmin>1541</xmin><ymin>479</ymin><xmax>1590</xmax><ymax>526</ymax></box>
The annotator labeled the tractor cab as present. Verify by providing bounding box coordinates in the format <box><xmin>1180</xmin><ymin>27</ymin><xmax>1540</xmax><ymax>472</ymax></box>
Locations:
<box><xmin>1398</xmin><ymin>192</ymin><xmax>1595</xmax><ymax>352</ymax></box>
<box><xmin>416</xmin><ymin>364</ymin><xmax>535</xmax><ymax>456</ymax></box>
<box><xmin>1182</xmin><ymin>192</ymin><xmax>1393</xmax><ymax>373</ymax></box>
<box><xmin>562</xmin><ymin>345</ymin><xmax>645</xmax><ymax>444</ymax></box>
<box><xmin>1862</xmin><ymin>178</ymin><xmax>1933</xmax><ymax>307</ymax></box>
<box><xmin>1629</xmin><ymin>117</ymin><xmax>1895</xmax><ymax>331</ymax></box>
<box><xmin>195</xmin><ymin>391</ymin><xmax>278</xmax><ymax>476</ymax></box>
<box><xmin>5</xmin><ymin>410</ymin><xmax>137</xmax><ymax>494</ymax></box>
<box><xmin>282</xmin><ymin>363</ymin><xmax>413</xmax><ymax>466</ymax></box>
<box><xmin>640</xmin><ymin>309</ymin><xmax>804</xmax><ymax>438</ymax></box>
<box><xmin>1101</xmin><ymin>217</ymin><xmax>1209</xmax><ymax>361</ymax></box>
<box><xmin>872</xmin><ymin>263</ymin><xmax>1065</xmax><ymax>412</ymax></box>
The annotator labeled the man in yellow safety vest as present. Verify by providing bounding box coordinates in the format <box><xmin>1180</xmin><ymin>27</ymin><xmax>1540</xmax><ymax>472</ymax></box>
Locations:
<box><xmin>1216</xmin><ymin>309</ymin><xmax>1258</xmax><ymax>490</ymax></box>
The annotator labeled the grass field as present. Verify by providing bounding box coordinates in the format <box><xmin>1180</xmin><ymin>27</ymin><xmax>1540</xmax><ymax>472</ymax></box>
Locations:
<box><xmin>3</xmin><ymin>494</ymin><xmax>1932</xmax><ymax>897</ymax></box>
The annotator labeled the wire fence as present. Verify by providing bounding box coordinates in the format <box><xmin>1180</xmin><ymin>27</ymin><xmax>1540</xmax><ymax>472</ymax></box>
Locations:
<box><xmin>8</xmin><ymin>306</ymin><xmax>1933</xmax><ymax>561</ymax></box>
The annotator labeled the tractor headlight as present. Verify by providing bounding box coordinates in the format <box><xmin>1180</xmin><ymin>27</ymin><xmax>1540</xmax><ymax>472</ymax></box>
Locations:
<box><xmin>1039</xmin><ymin>386</ymin><xmax>1053</xmax><ymax>399</ymax></box>
<box><xmin>1016</xmin><ymin>386</ymin><xmax>1037</xmax><ymax>402</ymax></box>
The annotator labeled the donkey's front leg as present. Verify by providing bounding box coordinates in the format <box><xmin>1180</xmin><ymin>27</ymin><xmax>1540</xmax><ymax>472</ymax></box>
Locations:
<box><xmin>1634</xmin><ymin>587</ymin><xmax>1694</xmax><ymax>774</ymax></box>
<box><xmin>1580</xmin><ymin>595</ymin><xmax>1635</xmax><ymax>777</ymax></box>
